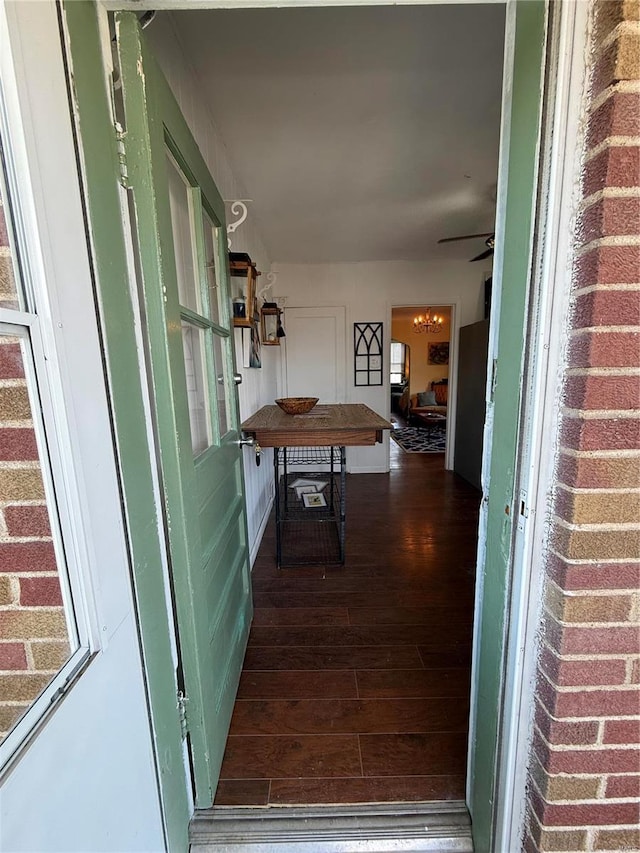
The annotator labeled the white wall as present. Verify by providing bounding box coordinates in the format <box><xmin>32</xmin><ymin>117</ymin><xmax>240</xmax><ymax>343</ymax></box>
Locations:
<box><xmin>147</xmin><ymin>15</ymin><xmax>278</xmax><ymax>560</ymax></box>
<box><xmin>274</xmin><ymin>260</ymin><xmax>487</xmax><ymax>471</ymax></box>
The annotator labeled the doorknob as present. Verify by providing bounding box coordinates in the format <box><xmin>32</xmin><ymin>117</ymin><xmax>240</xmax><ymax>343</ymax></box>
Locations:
<box><xmin>236</xmin><ymin>434</ymin><xmax>262</xmax><ymax>466</ymax></box>
<box><xmin>233</xmin><ymin>373</ymin><xmax>243</xmax><ymax>385</ymax></box>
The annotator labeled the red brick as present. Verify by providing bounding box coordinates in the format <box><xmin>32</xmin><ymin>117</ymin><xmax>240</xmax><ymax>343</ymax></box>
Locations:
<box><xmin>632</xmin><ymin>658</ymin><xmax>640</xmax><ymax>684</ymax></box>
<box><xmin>0</xmin><ymin>205</ymin><xmax>8</xmax><ymax>247</ymax></box>
<box><xmin>557</xmin><ymin>452</ymin><xmax>640</xmax><ymax>489</ymax></box>
<box><xmin>535</xmin><ymin>701</ymin><xmax>600</xmax><ymax>746</ymax></box>
<box><xmin>531</xmin><ymin>784</ymin><xmax>640</xmax><ymax>826</ymax></box>
<box><xmin>0</xmin><ymin>342</ymin><xmax>24</xmax><ymax>380</ymax></box>
<box><xmin>568</xmin><ymin>330</ymin><xmax>640</xmax><ymax>368</ymax></box>
<box><xmin>4</xmin><ymin>505</ymin><xmax>51</xmax><ymax>537</ymax></box>
<box><xmin>576</xmin><ymin>245</ymin><xmax>640</xmax><ymax>287</ymax></box>
<box><xmin>584</xmin><ymin>147</ymin><xmax>640</xmax><ymax>197</ymax></box>
<box><xmin>560</xmin><ymin>414</ymin><xmax>640</xmax><ymax>451</ymax></box>
<box><xmin>544</xmin><ymin>616</ymin><xmax>638</xmax><ymax>655</ymax></box>
<box><xmin>564</xmin><ymin>374</ymin><xmax>640</xmax><ymax>411</ymax></box>
<box><xmin>547</xmin><ymin>554</ymin><xmax>640</xmax><ymax>591</ymax></box>
<box><xmin>534</xmin><ymin>731</ymin><xmax>640</xmax><ymax>773</ymax></box>
<box><xmin>541</xmin><ymin>647</ymin><xmax>627</xmax><ymax>687</ymax></box>
<box><xmin>605</xmin><ymin>774</ymin><xmax>640</xmax><ymax>798</ymax></box>
<box><xmin>604</xmin><ymin>719</ymin><xmax>640</xmax><ymax>744</ymax></box>
<box><xmin>0</xmin><ymin>642</ymin><xmax>27</xmax><ymax>670</ymax></box>
<box><xmin>542</xmin><ymin>684</ymin><xmax>640</xmax><ymax>718</ymax></box>
<box><xmin>573</xmin><ymin>289</ymin><xmax>640</xmax><ymax>330</ymax></box>
<box><xmin>586</xmin><ymin>92</ymin><xmax>640</xmax><ymax>149</ymax></box>
<box><xmin>0</xmin><ymin>542</ymin><xmax>57</xmax><ymax>573</ymax></box>
<box><xmin>547</xmin><ymin>618</ymin><xmax>640</xmax><ymax>655</ymax></box>
<box><xmin>18</xmin><ymin>576</ymin><xmax>63</xmax><ymax>607</ymax></box>
<box><xmin>0</xmin><ymin>428</ymin><xmax>39</xmax><ymax>462</ymax></box>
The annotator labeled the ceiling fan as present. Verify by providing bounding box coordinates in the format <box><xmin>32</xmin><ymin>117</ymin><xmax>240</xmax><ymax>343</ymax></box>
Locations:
<box><xmin>437</xmin><ymin>232</ymin><xmax>495</xmax><ymax>262</ymax></box>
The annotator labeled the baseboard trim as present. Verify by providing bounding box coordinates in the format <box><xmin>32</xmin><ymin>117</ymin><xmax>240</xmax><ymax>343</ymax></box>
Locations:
<box><xmin>249</xmin><ymin>494</ymin><xmax>274</xmax><ymax>568</ymax></box>
<box><xmin>190</xmin><ymin>801</ymin><xmax>472</xmax><ymax>852</ymax></box>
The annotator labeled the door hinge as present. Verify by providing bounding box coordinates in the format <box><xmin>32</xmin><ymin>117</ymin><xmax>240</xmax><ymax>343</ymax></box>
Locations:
<box><xmin>177</xmin><ymin>690</ymin><xmax>189</xmax><ymax>738</ymax></box>
<box><xmin>114</xmin><ymin>122</ymin><xmax>130</xmax><ymax>189</ymax></box>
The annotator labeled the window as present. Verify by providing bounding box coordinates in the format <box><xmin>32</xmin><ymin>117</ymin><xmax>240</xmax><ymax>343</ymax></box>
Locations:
<box><xmin>390</xmin><ymin>341</ymin><xmax>405</xmax><ymax>384</ymax></box>
<box><xmin>165</xmin><ymin>149</ymin><xmax>231</xmax><ymax>453</ymax></box>
<box><xmin>0</xmin><ymin>126</ymin><xmax>90</xmax><ymax>766</ymax></box>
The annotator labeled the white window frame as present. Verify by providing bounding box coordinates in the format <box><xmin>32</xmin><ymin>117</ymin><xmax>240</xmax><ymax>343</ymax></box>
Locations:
<box><xmin>0</xmin><ymin>29</ymin><xmax>100</xmax><ymax>773</ymax></box>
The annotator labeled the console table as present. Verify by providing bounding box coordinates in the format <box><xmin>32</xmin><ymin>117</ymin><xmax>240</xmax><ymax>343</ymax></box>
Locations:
<box><xmin>241</xmin><ymin>404</ymin><xmax>391</xmax><ymax>566</ymax></box>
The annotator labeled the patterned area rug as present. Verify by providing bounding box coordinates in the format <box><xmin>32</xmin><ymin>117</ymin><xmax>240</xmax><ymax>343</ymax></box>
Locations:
<box><xmin>391</xmin><ymin>426</ymin><xmax>446</xmax><ymax>453</ymax></box>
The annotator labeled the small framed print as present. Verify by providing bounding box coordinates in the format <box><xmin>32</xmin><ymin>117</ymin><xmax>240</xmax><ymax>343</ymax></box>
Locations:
<box><xmin>302</xmin><ymin>492</ymin><xmax>327</xmax><ymax>509</ymax></box>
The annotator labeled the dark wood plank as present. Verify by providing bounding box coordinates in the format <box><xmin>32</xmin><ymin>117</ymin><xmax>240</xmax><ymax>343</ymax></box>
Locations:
<box><xmin>268</xmin><ymin>775</ymin><xmax>466</xmax><ymax>805</ymax></box>
<box><xmin>242</xmin><ymin>645</ymin><xmax>424</xmax><ymax>671</ymax></box>
<box><xmin>228</xmin><ymin>698</ymin><xmax>469</xmax><ymax>736</ymax></box>
<box><xmin>359</xmin><ymin>733</ymin><xmax>468</xmax><ymax>777</ymax></box>
<box><xmin>348</xmin><ymin>607</ymin><xmax>473</xmax><ymax>626</ymax></box>
<box><xmin>248</xmin><ymin>624</ymin><xmax>473</xmax><ymax>647</ymax></box>
<box><xmin>356</xmin><ymin>669</ymin><xmax>471</xmax><ymax>699</ymax></box>
<box><xmin>252</xmin><ymin>607</ymin><xmax>350</xmax><ymax>626</ymax></box>
<box><xmin>237</xmin><ymin>670</ymin><xmax>358</xmax><ymax>700</ymax></box>
<box><xmin>213</xmin><ymin>779</ymin><xmax>270</xmax><ymax>806</ymax></box>
<box><xmin>219</xmin><ymin>735</ymin><xmax>362</xmax><ymax>779</ymax></box>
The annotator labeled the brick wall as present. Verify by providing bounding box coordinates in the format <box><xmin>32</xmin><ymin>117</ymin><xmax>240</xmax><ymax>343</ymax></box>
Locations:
<box><xmin>0</xmin><ymin>191</ymin><xmax>71</xmax><ymax>742</ymax></box>
<box><xmin>525</xmin><ymin>1</ymin><xmax>640</xmax><ymax>851</ymax></box>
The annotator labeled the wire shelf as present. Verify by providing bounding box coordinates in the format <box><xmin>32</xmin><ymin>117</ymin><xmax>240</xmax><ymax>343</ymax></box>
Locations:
<box><xmin>276</xmin><ymin>446</ymin><xmax>342</xmax><ymax>466</ymax></box>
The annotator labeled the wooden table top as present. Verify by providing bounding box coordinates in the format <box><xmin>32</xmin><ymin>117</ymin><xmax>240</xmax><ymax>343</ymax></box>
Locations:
<box><xmin>241</xmin><ymin>403</ymin><xmax>391</xmax><ymax>447</ymax></box>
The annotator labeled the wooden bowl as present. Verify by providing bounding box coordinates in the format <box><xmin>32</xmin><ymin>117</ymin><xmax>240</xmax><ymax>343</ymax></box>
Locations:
<box><xmin>275</xmin><ymin>397</ymin><xmax>319</xmax><ymax>415</ymax></box>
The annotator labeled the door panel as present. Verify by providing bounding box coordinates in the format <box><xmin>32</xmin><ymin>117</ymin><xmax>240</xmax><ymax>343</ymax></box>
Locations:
<box><xmin>116</xmin><ymin>11</ymin><xmax>252</xmax><ymax>807</ymax></box>
<box><xmin>284</xmin><ymin>306</ymin><xmax>346</xmax><ymax>402</ymax></box>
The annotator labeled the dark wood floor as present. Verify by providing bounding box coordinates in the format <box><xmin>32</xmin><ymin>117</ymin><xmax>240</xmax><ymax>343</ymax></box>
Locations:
<box><xmin>214</xmin><ymin>437</ymin><xmax>480</xmax><ymax>808</ymax></box>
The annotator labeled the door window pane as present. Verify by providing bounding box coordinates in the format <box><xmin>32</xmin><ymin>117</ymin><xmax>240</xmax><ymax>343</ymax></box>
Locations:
<box><xmin>212</xmin><ymin>332</ymin><xmax>229</xmax><ymax>438</ymax></box>
<box><xmin>202</xmin><ymin>212</ymin><xmax>221</xmax><ymax>327</ymax></box>
<box><xmin>166</xmin><ymin>152</ymin><xmax>199</xmax><ymax>314</ymax></box>
<box><xmin>181</xmin><ymin>321</ymin><xmax>212</xmax><ymax>455</ymax></box>
<box><xmin>0</xmin><ymin>333</ymin><xmax>78</xmax><ymax>744</ymax></box>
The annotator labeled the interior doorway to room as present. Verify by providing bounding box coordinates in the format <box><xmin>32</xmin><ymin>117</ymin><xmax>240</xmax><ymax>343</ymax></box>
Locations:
<box><xmin>389</xmin><ymin>305</ymin><xmax>453</xmax><ymax>461</ymax></box>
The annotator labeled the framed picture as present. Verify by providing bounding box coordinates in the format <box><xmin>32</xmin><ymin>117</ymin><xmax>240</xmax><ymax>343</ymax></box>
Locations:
<box><xmin>354</xmin><ymin>322</ymin><xmax>383</xmax><ymax>386</ymax></box>
<box><xmin>249</xmin><ymin>322</ymin><xmax>261</xmax><ymax>368</ymax></box>
<box><xmin>302</xmin><ymin>492</ymin><xmax>327</xmax><ymax>509</ymax></box>
<box><xmin>428</xmin><ymin>342</ymin><xmax>449</xmax><ymax>365</ymax></box>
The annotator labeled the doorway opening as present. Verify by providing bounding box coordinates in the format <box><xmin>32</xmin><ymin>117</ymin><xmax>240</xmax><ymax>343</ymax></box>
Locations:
<box><xmin>389</xmin><ymin>305</ymin><xmax>453</xmax><ymax>463</ymax></box>
<box><xmin>138</xmin><ymin>0</ymin><xmax>503</xmax><ymax>817</ymax></box>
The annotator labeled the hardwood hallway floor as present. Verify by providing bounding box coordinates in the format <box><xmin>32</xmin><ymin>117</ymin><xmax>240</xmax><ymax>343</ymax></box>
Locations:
<box><xmin>213</xmin><ymin>438</ymin><xmax>480</xmax><ymax>807</ymax></box>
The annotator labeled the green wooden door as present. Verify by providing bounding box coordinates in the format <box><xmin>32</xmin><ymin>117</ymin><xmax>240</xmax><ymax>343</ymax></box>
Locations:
<box><xmin>468</xmin><ymin>1</ymin><xmax>547</xmax><ymax>850</ymax></box>
<box><xmin>115</xmin><ymin>12</ymin><xmax>253</xmax><ymax>807</ymax></box>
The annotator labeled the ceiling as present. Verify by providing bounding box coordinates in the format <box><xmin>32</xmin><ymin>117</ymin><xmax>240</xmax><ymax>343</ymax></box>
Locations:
<box><xmin>168</xmin><ymin>3</ymin><xmax>506</xmax><ymax>263</ymax></box>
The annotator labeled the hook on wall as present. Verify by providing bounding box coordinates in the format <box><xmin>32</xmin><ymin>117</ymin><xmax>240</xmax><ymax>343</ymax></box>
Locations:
<box><xmin>226</xmin><ymin>200</ymin><xmax>251</xmax><ymax>249</ymax></box>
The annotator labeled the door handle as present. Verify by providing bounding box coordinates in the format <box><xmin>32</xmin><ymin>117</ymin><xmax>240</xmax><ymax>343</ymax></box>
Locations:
<box><xmin>236</xmin><ymin>434</ymin><xmax>262</xmax><ymax>466</ymax></box>
<box><xmin>233</xmin><ymin>373</ymin><xmax>243</xmax><ymax>385</ymax></box>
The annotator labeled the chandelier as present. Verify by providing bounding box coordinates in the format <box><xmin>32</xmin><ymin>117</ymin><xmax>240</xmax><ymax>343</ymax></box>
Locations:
<box><xmin>413</xmin><ymin>308</ymin><xmax>444</xmax><ymax>334</ymax></box>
